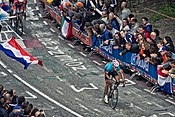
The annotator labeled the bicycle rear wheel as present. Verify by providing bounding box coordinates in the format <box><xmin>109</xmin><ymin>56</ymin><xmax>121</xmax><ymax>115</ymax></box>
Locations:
<box><xmin>110</xmin><ymin>87</ymin><xmax>118</xmax><ymax>109</ymax></box>
<box><xmin>16</xmin><ymin>18</ymin><xmax>23</xmax><ymax>36</ymax></box>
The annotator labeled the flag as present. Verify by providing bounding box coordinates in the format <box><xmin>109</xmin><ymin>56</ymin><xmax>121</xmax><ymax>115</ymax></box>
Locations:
<box><xmin>0</xmin><ymin>2</ymin><xmax>10</xmax><ymax>12</ymax></box>
<box><xmin>0</xmin><ymin>7</ymin><xmax>9</xmax><ymax>20</ymax></box>
<box><xmin>0</xmin><ymin>37</ymin><xmax>43</xmax><ymax>69</ymax></box>
<box><xmin>61</xmin><ymin>16</ymin><xmax>72</xmax><ymax>38</ymax></box>
<box><xmin>157</xmin><ymin>69</ymin><xmax>172</xmax><ymax>94</ymax></box>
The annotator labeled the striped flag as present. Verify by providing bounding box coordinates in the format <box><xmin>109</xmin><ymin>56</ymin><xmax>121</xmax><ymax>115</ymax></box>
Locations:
<box><xmin>0</xmin><ymin>37</ymin><xmax>43</xmax><ymax>69</ymax></box>
<box><xmin>0</xmin><ymin>7</ymin><xmax>9</xmax><ymax>20</ymax></box>
<box><xmin>61</xmin><ymin>16</ymin><xmax>72</xmax><ymax>38</ymax></box>
<box><xmin>157</xmin><ymin>69</ymin><xmax>172</xmax><ymax>94</ymax></box>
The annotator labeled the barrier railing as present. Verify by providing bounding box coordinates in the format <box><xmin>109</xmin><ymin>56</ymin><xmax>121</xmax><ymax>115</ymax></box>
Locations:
<box><xmin>40</xmin><ymin>0</ymin><xmax>175</xmax><ymax>92</ymax></box>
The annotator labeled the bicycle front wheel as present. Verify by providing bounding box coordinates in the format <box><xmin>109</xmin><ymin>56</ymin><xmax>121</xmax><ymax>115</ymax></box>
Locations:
<box><xmin>110</xmin><ymin>87</ymin><xmax>118</xmax><ymax>109</ymax></box>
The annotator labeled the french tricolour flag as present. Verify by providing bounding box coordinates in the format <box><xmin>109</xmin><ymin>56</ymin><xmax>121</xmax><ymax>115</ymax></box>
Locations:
<box><xmin>0</xmin><ymin>37</ymin><xmax>43</xmax><ymax>69</ymax></box>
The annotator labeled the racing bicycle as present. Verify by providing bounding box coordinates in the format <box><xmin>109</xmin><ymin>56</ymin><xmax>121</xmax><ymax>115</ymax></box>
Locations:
<box><xmin>10</xmin><ymin>7</ymin><xmax>24</xmax><ymax>36</ymax></box>
<box><xmin>108</xmin><ymin>76</ymin><xmax>119</xmax><ymax>109</ymax></box>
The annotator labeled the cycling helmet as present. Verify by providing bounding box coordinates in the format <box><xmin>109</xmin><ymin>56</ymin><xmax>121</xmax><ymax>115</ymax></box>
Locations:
<box><xmin>18</xmin><ymin>0</ymin><xmax>24</xmax><ymax>2</ymax></box>
<box><xmin>112</xmin><ymin>60</ymin><xmax>119</xmax><ymax>67</ymax></box>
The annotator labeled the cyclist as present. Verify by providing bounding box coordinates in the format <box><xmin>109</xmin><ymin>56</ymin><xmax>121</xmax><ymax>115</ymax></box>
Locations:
<box><xmin>12</xmin><ymin>0</ymin><xmax>27</xmax><ymax>15</ymax></box>
<box><xmin>104</xmin><ymin>60</ymin><xmax>125</xmax><ymax>103</ymax></box>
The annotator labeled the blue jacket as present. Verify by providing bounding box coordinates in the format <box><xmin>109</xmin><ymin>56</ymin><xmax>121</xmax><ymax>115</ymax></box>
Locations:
<box><xmin>109</xmin><ymin>18</ymin><xmax>120</xmax><ymax>31</ymax></box>
<box><xmin>145</xmin><ymin>24</ymin><xmax>152</xmax><ymax>33</ymax></box>
<box><xmin>101</xmin><ymin>30</ymin><xmax>113</xmax><ymax>42</ymax></box>
<box><xmin>123</xmin><ymin>33</ymin><xmax>136</xmax><ymax>44</ymax></box>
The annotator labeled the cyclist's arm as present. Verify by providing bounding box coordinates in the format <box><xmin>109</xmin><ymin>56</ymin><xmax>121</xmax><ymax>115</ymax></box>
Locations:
<box><xmin>105</xmin><ymin>72</ymin><xmax>110</xmax><ymax>80</ymax></box>
<box><xmin>119</xmin><ymin>69</ymin><xmax>125</xmax><ymax>79</ymax></box>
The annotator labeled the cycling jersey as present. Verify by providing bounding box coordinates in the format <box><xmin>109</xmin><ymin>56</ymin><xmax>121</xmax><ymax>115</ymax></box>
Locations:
<box><xmin>13</xmin><ymin>0</ymin><xmax>27</xmax><ymax>12</ymax></box>
<box><xmin>105</xmin><ymin>62</ymin><xmax>121</xmax><ymax>80</ymax></box>
<box><xmin>105</xmin><ymin>62</ymin><xmax>120</xmax><ymax>72</ymax></box>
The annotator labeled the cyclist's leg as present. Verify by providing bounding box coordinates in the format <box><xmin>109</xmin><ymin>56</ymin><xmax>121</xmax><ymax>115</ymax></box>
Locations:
<box><xmin>104</xmin><ymin>72</ymin><xmax>111</xmax><ymax>103</ymax></box>
<box><xmin>104</xmin><ymin>73</ymin><xmax>110</xmax><ymax>96</ymax></box>
<box><xmin>113</xmin><ymin>71</ymin><xmax>120</xmax><ymax>86</ymax></box>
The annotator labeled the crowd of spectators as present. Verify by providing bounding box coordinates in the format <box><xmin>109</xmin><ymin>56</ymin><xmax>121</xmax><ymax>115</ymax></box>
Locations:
<box><xmin>50</xmin><ymin>0</ymin><xmax>175</xmax><ymax>94</ymax></box>
<box><xmin>51</xmin><ymin>0</ymin><xmax>175</xmax><ymax>65</ymax></box>
<box><xmin>0</xmin><ymin>84</ymin><xmax>45</xmax><ymax>117</ymax></box>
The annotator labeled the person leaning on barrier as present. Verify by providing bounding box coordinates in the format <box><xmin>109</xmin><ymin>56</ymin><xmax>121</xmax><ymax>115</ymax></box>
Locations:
<box><xmin>0</xmin><ymin>97</ymin><xmax>8</xmax><ymax>117</ymax></box>
<box><xmin>163</xmin><ymin>36</ymin><xmax>175</xmax><ymax>53</ymax></box>
<box><xmin>100</xmin><ymin>24</ymin><xmax>113</xmax><ymax>46</ymax></box>
<box><xmin>113</xmin><ymin>32</ymin><xmax>125</xmax><ymax>50</ymax></box>
<box><xmin>119</xmin><ymin>42</ymin><xmax>140</xmax><ymax>56</ymax></box>
<box><xmin>161</xmin><ymin>59</ymin><xmax>175</xmax><ymax>78</ymax></box>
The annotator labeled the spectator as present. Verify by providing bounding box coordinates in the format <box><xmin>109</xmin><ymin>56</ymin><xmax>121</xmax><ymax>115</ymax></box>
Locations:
<box><xmin>120</xmin><ymin>18</ymin><xmax>130</xmax><ymax>32</ymax></box>
<box><xmin>120</xmin><ymin>1</ymin><xmax>131</xmax><ymax>20</ymax></box>
<box><xmin>108</xmin><ymin>12</ymin><xmax>120</xmax><ymax>31</ymax></box>
<box><xmin>0</xmin><ymin>98</ymin><xmax>8</xmax><ymax>117</ymax></box>
<box><xmin>130</xmin><ymin>18</ymin><xmax>139</xmax><ymax>35</ymax></box>
<box><xmin>150</xmin><ymin>31</ymin><xmax>162</xmax><ymax>45</ymax></box>
<box><xmin>0</xmin><ymin>84</ymin><xmax>4</xmax><ymax>98</ymax></box>
<box><xmin>163</xmin><ymin>36</ymin><xmax>174</xmax><ymax>52</ymax></box>
<box><xmin>113</xmin><ymin>32</ymin><xmax>124</xmax><ymax>50</ymax></box>
<box><xmin>157</xmin><ymin>40</ymin><xmax>167</xmax><ymax>63</ymax></box>
<box><xmin>100</xmin><ymin>10</ymin><xmax>108</xmax><ymax>24</ymax></box>
<box><xmin>145</xmin><ymin>45</ymin><xmax>161</xmax><ymax>66</ymax></box>
<box><xmin>120</xmin><ymin>30</ymin><xmax>136</xmax><ymax>45</ymax></box>
<box><xmin>127</xmin><ymin>14</ymin><xmax>135</xmax><ymax>28</ymax></box>
<box><xmin>142</xmin><ymin>17</ymin><xmax>152</xmax><ymax>33</ymax></box>
<box><xmin>119</xmin><ymin>42</ymin><xmax>140</xmax><ymax>56</ymax></box>
<box><xmin>9</xmin><ymin>89</ymin><xmax>18</xmax><ymax>105</ymax></box>
<box><xmin>137</xmin><ymin>39</ymin><xmax>150</xmax><ymax>60</ymax></box>
<box><xmin>13</xmin><ymin>96</ymin><xmax>25</xmax><ymax>110</ymax></box>
<box><xmin>162</xmin><ymin>59</ymin><xmax>175</xmax><ymax>78</ymax></box>
<box><xmin>136</xmin><ymin>25</ymin><xmax>150</xmax><ymax>40</ymax></box>
<box><xmin>100</xmin><ymin>24</ymin><xmax>113</xmax><ymax>46</ymax></box>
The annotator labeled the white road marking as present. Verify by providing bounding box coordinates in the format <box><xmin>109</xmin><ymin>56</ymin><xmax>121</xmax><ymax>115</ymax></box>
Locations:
<box><xmin>12</xmin><ymin>74</ymin><xmax>83</xmax><ymax>117</ymax></box>
<box><xmin>0</xmin><ymin>61</ymin><xmax>7</xmax><ymax>68</ymax></box>
<box><xmin>7</xmin><ymin>69</ymin><xmax>13</xmax><ymax>73</ymax></box>
<box><xmin>25</xmin><ymin>91</ymin><xmax>37</xmax><ymax>99</ymax></box>
<box><xmin>35</xmin><ymin>34</ymin><xmax>40</xmax><ymax>38</ymax></box>
<box><xmin>144</xmin><ymin>89</ymin><xmax>155</xmax><ymax>94</ymax></box>
<box><xmin>58</xmin><ymin>35</ymin><xmax>64</xmax><ymax>40</ymax></box>
<box><xmin>79</xmin><ymin>52</ymin><xmax>87</xmax><ymax>57</ymax></box>
<box><xmin>93</xmin><ymin>109</ymin><xmax>103</xmax><ymax>113</ymax></box>
<box><xmin>43</xmin><ymin>66</ymin><xmax>53</xmax><ymax>72</ymax></box>
<box><xmin>0</xmin><ymin>72</ymin><xmax>8</xmax><ymax>77</ymax></box>
<box><xmin>42</xmin><ymin>42</ymin><xmax>47</xmax><ymax>46</ymax></box>
<box><xmin>68</xmin><ymin>43</ymin><xmax>75</xmax><ymax>48</ymax></box>
<box><xmin>50</xmin><ymin>28</ymin><xmax>55</xmax><ymax>32</ymax></box>
<box><xmin>93</xmin><ymin>60</ymin><xmax>102</xmax><ymax>66</ymax></box>
<box><xmin>152</xmin><ymin>102</ymin><xmax>165</xmax><ymax>109</ymax></box>
<box><xmin>165</xmin><ymin>99</ymin><xmax>175</xmax><ymax>105</ymax></box>
<box><xmin>70</xmin><ymin>83</ymin><xmax>98</xmax><ymax>93</ymax></box>
<box><xmin>56</xmin><ymin>89</ymin><xmax>64</xmax><ymax>95</ymax></box>
<box><xmin>134</xmin><ymin>105</ymin><xmax>145</xmax><ymax>111</ymax></box>
<box><xmin>56</xmin><ymin>76</ymin><xmax>63</xmax><ymax>82</ymax></box>
<box><xmin>1</xmin><ymin>30</ymin><xmax>14</xmax><ymax>33</ymax></box>
<box><xmin>43</xmin><ymin>21</ymin><xmax>48</xmax><ymax>25</ymax></box>
<box><xmin>159</xmin><ymin>112</ymin><xmax>175</xmax><ymax>116</ymax></box>
<box><xmin>48</xmin><ymin>51</ymin><xmax>54</xmax><ymax>55</ymax></box>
